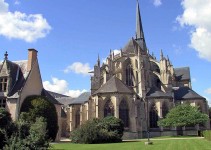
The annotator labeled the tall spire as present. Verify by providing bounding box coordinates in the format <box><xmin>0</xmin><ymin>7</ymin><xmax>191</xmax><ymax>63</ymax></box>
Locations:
<box><xmin>136</xmin><ymin>0</ymin><xmax>147</xmax><ymax>51</ymax></box>
<box><xmin>4</xmin><ymin>51</ymin><xmax>8</xmax><ymax>60</ymax></box>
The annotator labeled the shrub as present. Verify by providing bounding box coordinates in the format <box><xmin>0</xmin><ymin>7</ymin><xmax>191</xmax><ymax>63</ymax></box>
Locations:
<box><xmin>21</xmin><ymin>95</ymin><xmax>58</xmax><ymax>141</ymax></box>
<box><xmin>71</xmin><ymin>116</ymin><xmax>124</xmax><ymax>144</ymax></box>
<box><xmin>0</xmin><ymin>108</ymin><xmax>13</xmax><ymax>149</ymax></box>
<box><xmin>4</xmin><ymin>116</ymin><xmax>50</xmax><ymax>150</ymax></box>
<box><xmin>203</xmin><ymin>130</ymin><xmax>211</xmax><ymax>141</ymax></box>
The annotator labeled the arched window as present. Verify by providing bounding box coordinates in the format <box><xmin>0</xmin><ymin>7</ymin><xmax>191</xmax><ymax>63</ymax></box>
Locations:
<box><xmin>119</xmin><ymin>100</ymin><xmax>129</xmax><ymax>127</ymax></box>
<box><xmin>75</xmin><ymin>108</ymin><xmax>80</xmax><ymax>128</ymax></box>
<box><xmin>162</xmin><ymin>102</ymin><xmax>168</xmax><ymax>118</ymax></box>
<box><xmin>126</xmin><ymin>64</ymin><xmax>133</xmax><ymax>86</ymax></box>
<box><xmin>104</xmin><ymin>100</ymin><xmax>114</xmax><ymax>117</ymax></box>
<box><xmin>149</xmin><ymin>103</ymin><xmax>159</xmax><ymax>128</ymax></box>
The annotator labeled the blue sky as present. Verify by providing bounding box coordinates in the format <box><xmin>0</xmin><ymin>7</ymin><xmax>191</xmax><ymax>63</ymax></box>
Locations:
<box><xmin>0</xmin><ymin>0</ymin><xmax>211</xmax><ymax>105</ymax></box>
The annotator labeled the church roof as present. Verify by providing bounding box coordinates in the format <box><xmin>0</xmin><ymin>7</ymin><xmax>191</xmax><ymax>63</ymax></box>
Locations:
<box><xmin>174</xmin><ymin>67</ymin><xmax>190</xmax><ymax>81</ymax></box>
<box><xmin>146</xmin><ymin>87</ymin><xmax>172</xmax><ymax>98</ymax></box>
<box><xmin>122</xmin><ymin>38</ymin><xmax>139</xmax><ymax>54</ymax></box>
<box><xmin>174</xmin><ymin>87</ymin><xmax>205</xmax><ymax>100</ymax></box>
<box><xmin>69</xmin><ymin>92</ymin><xmax>91</xmax><ymax>105</ymax></box>
<box><xmin>93</xmin><ymin>76</ymin><xmax>133</xmax><ymax>95</ymax></box>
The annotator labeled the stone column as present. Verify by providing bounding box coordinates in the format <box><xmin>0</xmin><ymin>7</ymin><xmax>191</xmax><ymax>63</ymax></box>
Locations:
<box><xmin>114</xmin><ymin>96</ymin><xmax>119</xmax><ymax>118</ymax></box>
<box><xmin>69</xmin><ymin>106</ymin><xmax>73</xmax><ymax>131</ymax></box>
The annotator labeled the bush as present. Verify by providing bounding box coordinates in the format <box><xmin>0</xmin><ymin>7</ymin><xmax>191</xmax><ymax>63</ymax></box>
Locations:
<box><xmin>4</xmin><ymin>116</ymin><xmax>50</xmax><ymax>150</ymax></box>
<box><xmin>21</xmin><ymin>96</ymin><xmax>58</xmax><ymax>141</ymax></box>
<box><xmin>71</xmin><ymin>116</ymin><xmax>124</xmax><ymax>144</ymax></box>
<box><xmin>203</xmin><ymin>130</ymin><xmax>211</xmax><ymax>141</ymax></box>
<box><xmin>0</xmin><ymin>108</ymin><xmax>13</xmax><ymax>149</ymax></box>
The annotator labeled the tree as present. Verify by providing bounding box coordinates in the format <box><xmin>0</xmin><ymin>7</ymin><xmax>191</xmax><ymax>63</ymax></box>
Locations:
<box><xmin>21</xmin><ymin>96</ymin><xmax>58</xmax><ymax>141</ymax></box>
<box><xmin>158</xmin><ymin>104</ymin><xmax>209</xmax><ymax>127</ymax></box>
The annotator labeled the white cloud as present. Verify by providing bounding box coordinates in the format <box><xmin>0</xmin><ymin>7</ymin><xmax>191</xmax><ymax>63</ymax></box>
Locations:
<box><xmin>0</xmin><ymin>0</ymin><xmax>51</xmax><ymax>42</ymax></box>
<box><xmin>43</xmin><ymin>77</ymin><xmax>87</xmax><ymax>98</ymax></box>
<box><xmin>177</xmin><ymin>0</ymin><xmax>211</xmax><ymax>62</ymax></box>
<box><xmin>113</xmin><ymin>49</ymin><xmax>120</xmax><ymax>55</ymax></box>
<box><xmin>153</xmin><ymin>0</ymin><xmax>162</xmax><ymax>7</ymax></box>
<box><xmin>64</xmin><ymin>62</ymin><xmax>92</xmax><ymax>76</ymax></box>
<box><xmin>191</xmin><ymin>77</ymin><xmax>196</xmax><ymax>82</ymax></box>
<box><xmin>14</xmin><ymin>0</ymin><xmax>20</xmax><ymax>5</ymax></box>
<box><xmin>205</xmin><ymin>88</ymin><xmax>211</xmax><ymax>94</ymax></box>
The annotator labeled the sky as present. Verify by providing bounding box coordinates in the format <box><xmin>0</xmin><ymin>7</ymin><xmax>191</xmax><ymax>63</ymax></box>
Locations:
<box><xmin>0</xmin><ymin>0</ymin><xmax>211</xmax><ymax>105</ymax></box>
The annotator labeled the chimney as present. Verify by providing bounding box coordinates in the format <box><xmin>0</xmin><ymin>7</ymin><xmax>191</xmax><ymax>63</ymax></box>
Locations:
<box><xmin>27</xmin><ymin>48</ymin><xmax>38</xmax><ymax>72</ymax></box>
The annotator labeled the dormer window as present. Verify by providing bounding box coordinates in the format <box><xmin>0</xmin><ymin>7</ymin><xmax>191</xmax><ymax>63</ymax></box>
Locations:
<box><xmin>0</xmin><ymin>78</ymin><xmax>7</xmax><ymax>92</ymax></box>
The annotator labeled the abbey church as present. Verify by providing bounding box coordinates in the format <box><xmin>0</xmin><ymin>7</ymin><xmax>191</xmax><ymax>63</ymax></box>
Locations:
<box><xmin>67</xmin><ymin>2</ymin><xmax>210</xmax><ymax>138</ymax></box>
<box><xmin>0</xmin><ymin>2</ymin><xmax>210</xmax><ymax>140</ymax></box>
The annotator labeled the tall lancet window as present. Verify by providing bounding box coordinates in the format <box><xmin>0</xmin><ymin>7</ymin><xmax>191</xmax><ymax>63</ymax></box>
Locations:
<box><xmin>149</xmin><ymin>103</ymin><xmax>159</xmax><ymax>128</ymax></box>
<box><xmin>104</xmin><ymin>100</ymin><xmax>114</xmax><ymax>117</ymax></box>
<box><xmin>75</xmin><ymin>108</ymin><xmax>80</xmax><ymax>128</ymax></box>
<box><xmin>119</xmin><ymin>100</ymin><xmax>129</xmax><ymax>127</ymax></box>
<box><xmin>126</xmin><ymin>64</ymin><xmax>133</xmax><ymax>86</ymax></box>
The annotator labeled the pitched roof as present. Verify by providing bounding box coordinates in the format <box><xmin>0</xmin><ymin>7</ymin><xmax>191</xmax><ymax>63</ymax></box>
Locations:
<box><xmin>122</xmin><ymin>38</ymin><xmax>138</xmax><ymax>54</ymax></box>
<box><xmin>174</xmin><ymin>67</ymin><xmax>190</xmax><ymax>81</ymax></box>
<box><xmin>146</xmin><ymin>87</ymin><xmax>172</xmax><ymax>98</ymax></box>
<box><xmin>69</xmin><ymin>92</ymin><xmax>91</xmax><ymax>105</ymax></box>
<box><xmin>93</xmin><ymin>76</ymin><xmax>132</xmax><ymax>95</ymax></box>
<box><xmin>41</xmin><ymin>89</ymin><xmax>62</xmax><ymax>105</ymax></box>
<box><xmin>174</xmin><ymin>87</ymin><xmax>205</xmax><ymax>100</ymax></box>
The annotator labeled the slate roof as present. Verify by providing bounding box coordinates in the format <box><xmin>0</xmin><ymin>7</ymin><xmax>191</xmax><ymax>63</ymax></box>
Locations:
<box><xmin>41</xmin><ymin>89</ymin><xmax>62</xmax><ymax>105</ymax></box>
<box><xmin>146</xmin><ymin>87</ymin><xmax>172</xmax><ymax>98</ymax></box>
<box><xmin>0</xmin><ymin>59</ymin><xmax>30</xmax><ymax>98</ymax></box>
<box><xmin>47</xmin><ymin>90</ymin><xmax>69</xmax><ymax>98</ymax></box>
<box><xmin>174</xmin><ymin>67</ymin><xmax>190</xmax><ymax>81</ymax></box>
<box><xmin>174</xmin><ymin>87</ymin><xmax>205</xmax><ymax>100</ymax></box>
<box><xmin>122</xmin><ymin>38</ymin><xmax>139</xmax><ymax>54</ymax></box>
<box><xmin>69</xmin><ymin>92</ymin><xmax>91</xmax><ymax>105</ymax></box>
<box><xmin>93</xmin><ymin>76</ymin><xmax>132</xmax><ymax>95</ymax></box>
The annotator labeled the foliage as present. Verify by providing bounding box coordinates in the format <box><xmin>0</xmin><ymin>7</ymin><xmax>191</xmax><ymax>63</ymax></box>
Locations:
<box><xmin>71</xmin><ymin>116</ymin><xmax>124</xmax><ymax>144</ymax></box>
<box><xmin>20</xmin><ymin>95</ymin><xmax>58</xmax><ymax>141</ymax></box>
<box><xmin>158</xmin><ymin>104</ymin><xmax>209</xmax><ymax>127</ymax></box>
<box><xmin>4</xmin><ymin>116</ymin><xmax>50</xmax><ymax>150</ymax></box>
<box><xmin>0</xmin><ymin>108</ymin><xmax>13</xmax><ymax>149</ymax></box>
<box><xmin>203</xmin><ymin>130</ymin><xmax>211</xmax><ymax>141</ymax></box>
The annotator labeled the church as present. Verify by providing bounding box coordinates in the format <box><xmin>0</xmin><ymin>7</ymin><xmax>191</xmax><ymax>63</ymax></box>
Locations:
<box><xmin>0</xmin><ymin>1</ymin><xmax>210</xmax><ymax>140</ymax></box>
<box><xmin>67</xmin><ymin>2</ymin><xmax>210</xmax><ymax>139</ymax></box>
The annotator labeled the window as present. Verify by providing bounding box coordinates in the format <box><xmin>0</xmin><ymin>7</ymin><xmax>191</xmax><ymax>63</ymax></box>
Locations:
<box><xmin>0</xmin><ymin>78</ymin><xmax>7</xmax><ymax>92</ymax></box>
<box><xmin>104</xmin><ymin>100</ymin><xmax>114</xmax><ymax>117</ymax></box>
<box><xmin>119</xmin><ymin>100</ymin><xmax>129</xmax><ymax>127</ymax></box>
<box><xmin>75</xmin><ymin>109</ymin><xmax>80</xmax><ymax>128</ymax></box>
<box><xmin>126</xmin><ymin>65</ymin><xmax>133</xmax><ymax>86</ymax></box>
<box><xmin>0</xmin><ymin>98</ymin><xmax>6</xmax><ymax>108</ymax></box>
<box><xmin>149</xmin><ymin>103</ymin><xmax>159</xmax><ymax>128</ymax></box>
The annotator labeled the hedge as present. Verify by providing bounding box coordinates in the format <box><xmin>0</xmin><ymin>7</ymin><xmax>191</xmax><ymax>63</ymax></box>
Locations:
<box><xmin>203</xmin><ymin>130</ymin><xmax>211</xmax><ymax>141</ymax></box>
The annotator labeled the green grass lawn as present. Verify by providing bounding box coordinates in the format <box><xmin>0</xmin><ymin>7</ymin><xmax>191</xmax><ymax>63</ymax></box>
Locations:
<box><xmin>52</xmin><ymin>137</ymin><xmax>211</xmax><ymax>150</ymax></box>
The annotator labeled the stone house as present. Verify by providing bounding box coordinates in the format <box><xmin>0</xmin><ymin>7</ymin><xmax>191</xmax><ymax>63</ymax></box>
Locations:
<box><xmin>0</xmin><ymin>49</ymin><xmax>63</xmax><ymax>141</ymax></box>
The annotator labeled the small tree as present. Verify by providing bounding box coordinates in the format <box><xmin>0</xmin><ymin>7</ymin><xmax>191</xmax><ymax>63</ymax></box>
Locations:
<box><xmin>158</xmin><ymin>104</ymin><xmax>209</xmax><ymax>127</ymax></box>
<box><xmin>21</xmin><ymin>96</ymin><xmax>58</xmax><ymax>141</ymax></box>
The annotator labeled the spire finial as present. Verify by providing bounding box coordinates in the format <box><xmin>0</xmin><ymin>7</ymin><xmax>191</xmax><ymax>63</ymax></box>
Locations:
<box><xmin>160</xmin><ymin>49</ymin><xmax>163</xmax><ymax>60</ymax></box>
<box><xmin>97</xmin><ymin>54</ymin><xmax>100</xmax><ymax>66</ymax></box>
<box><xmin>4</xmin><ymin>51</ymin><xmax>8</xmax><ymax>60</ymax></box>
